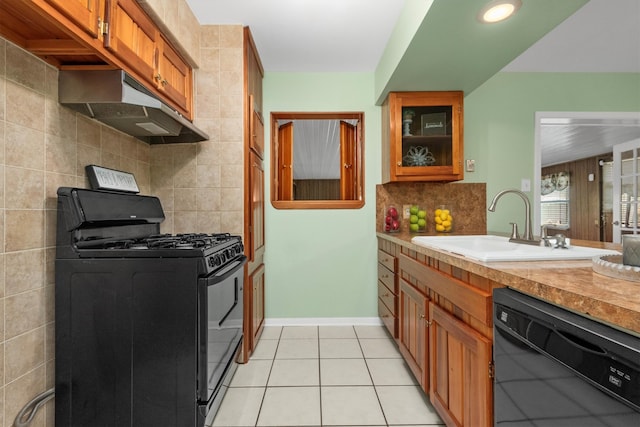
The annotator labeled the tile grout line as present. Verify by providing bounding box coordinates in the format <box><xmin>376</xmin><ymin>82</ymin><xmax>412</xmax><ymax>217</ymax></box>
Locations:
<box><xmin>357</xmin><ymin>329</ymin><xmax>391</xmax><ymax>427</ymax></box>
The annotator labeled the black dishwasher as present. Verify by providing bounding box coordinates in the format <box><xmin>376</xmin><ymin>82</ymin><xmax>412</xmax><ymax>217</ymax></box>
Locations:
<box><xmin>493</xmin><ymin>288</ymin><xmax>640</xmax><ymax>426</ymax></box>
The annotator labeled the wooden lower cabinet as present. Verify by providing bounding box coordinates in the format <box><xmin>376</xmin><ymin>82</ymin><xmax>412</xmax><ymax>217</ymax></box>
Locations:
<box><xmin>250</xmin><ymin>263</ymin><xmax>265</xmax><ymax>347</ymax></box>
<box><xmin>399</xmin><ymin>279</ymin><xmax>429</xmax><ymax>393</ymax></box>
<box><xmin>394</xmin><ymin>247</ymin><xmax>496</xmax><ymax>427</ymax></box>
<box><xmin>429</xmin><ymin>302</ymin><xmax>492</xmax><ymax>427</ymax></box>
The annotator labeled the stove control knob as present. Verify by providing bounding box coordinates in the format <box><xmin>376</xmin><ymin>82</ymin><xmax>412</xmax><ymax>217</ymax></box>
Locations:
<box><xmin>208</xmin><ymin>256</ymin><xmax>215</xmax><ymax>268</ymax></box>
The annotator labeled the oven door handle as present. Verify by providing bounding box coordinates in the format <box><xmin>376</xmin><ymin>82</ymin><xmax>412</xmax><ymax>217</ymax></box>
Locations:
<box><xmin>208</xmin><ymin>256</ymin><xmax>247</xmax><ymax>284</ymax></box>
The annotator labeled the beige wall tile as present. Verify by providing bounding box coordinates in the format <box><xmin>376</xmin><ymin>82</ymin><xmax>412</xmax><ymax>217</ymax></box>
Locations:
<box><xmin>0</xmin><ymin>120</ymin><xmax>5</xmax><ymax>165</ymax></box>
<box><xmin>196</xmin><ymin>164</ymin><xmax>221</xmax><ymax>188</ymax></box>
<box><xmin>201</xmin><ymin>26</ymin><xmax>220</xmax><ymax>49</ymax></box>
<box><xmin>220</xmin><ymin>117</ymin><xmax>243</xmax><ymax>142</ymax></box>
<box><xmin>221</xmin><ymin>164</ymin><xmax>244</xmax><ymax>188</ymax></box>
<box><xmin>77</xmin><ymin>115</ymin><xmax>101</xmax><ymax>147</ymax></box>
<box><xmin>220</xmin><ymin>26</ymin><xmax>243</xmax><ymax>48</ymax></box>
<box><xmin>77</xmin><ymin>143</ymin><xmax>101</xmax><ymax>178</ymax></box>
<box><xmin>196</xmin><ymin>91</ymin><xmax>221</xmax><ymax>120</ymax></box>
<box><xmin>5</xmin><ymin>210</ymin><xmax>44</xmax><ymax>252</ymax></box>
<box><xmin>45</xmin><ymin>133</ymin><xmax>77</xmax><ymax>175</ymax></box>
<box><xmin>5</xmin><ymin>365</ymin><xmax>46</xmax><ymax>427</ymax></box>
<box><xmin>220</xmin><ymin>212</ymin><xmax>243</xmax><ymax>236</ymax></box>
<box><xmin>220</xmin><ymin>48</ymin><xmax>243</xmax><ymax>72</ymax></box>
<box><xmin>5</xmin><ymin>122</ymin><xmax>45</xmax><ymax>170</ymax></box>
<box><xmin>154</xmin><ymin>187</ymin><xmax>174</xmax><ymax>212</ymax></box>
<box><xmin>193</xmin><ymin>119</ymin><xmax>220</xmax><ymax>143</ymax></box>
<box><xmin>0</xmin><ymin>342</ymin><xmax>4</xmax><ymax>386</ymax></box>
<box><xmin>45</xmin><ymin>62</ymin><xmax>58</xmax><ymax>100</ymax></box>
<box><xmin>5</xmin><ymin>167</ymin><xmax>44</xmax><ymax>210</ymax></box>
<box><xmin>5</xmin><ymin>249</ymin><xmax>44</xmax><ymax>297</ymax></box>
<box><xmin>196</xmin><ymin>140</ymin><xmax>221</xmax><ymax>166</ymax></box>
<box><xmin>220</xmin><ymin>141</ymin><xmax>243</xmax><ymax>165</ymax></box>
<box><xmin>199</xmin><ymin>49</ymin><xmax>220</xmax><ymax>73</ymax></box>
<box><xmin>174</xmin><ymin>188</ymin><xmax>197</xmax><ymax>211</ymax></box>
<box><xmin>0</xmin><ymin>292</ymin><xmax>4</xmax><ymax>336</ymax></box>
<box><xmin>5</xmin><ymin>327</ymin><xmax>45</xmax><ymax>383</ymax></box>
<box><xmin>101</xmin><ymin>127</ymin><xmax>123</xmax><ymax>156</ymax></box>
<box><xmin>6</xmin><ymin>80</ymin><xmax>45</xmax><ymax>131</ymax></box>
<box><xmin>151</xmin><ymin>162</ymin><xmax>175</xmax><ymax>189</ymax></box>
<box><xmin>220</xmin><ymin>187</ymin><xmax>244</xmax><ymax>212</ymax></box>
<box><xmin>0</xmin><ymin>73</ymin><xmax>5</xmax><ymax>121</ymax></box>
<box><xmin>0</xmin><ymin>165</ymin><xmax>4</xmax><ymax>209</ymax></box>
<box><xmin>220</xmin><ymin>71</ymin><xmax>243</xmax><ymax>97</ymax></box>
<box><xmin>45</xmin><ymin>248</ymin><xmax>56</xmax><ymax>287</ymax></box>
<box><xmin>100</xmin><ymin>151</ymin><xmax>121</xmax><ymax>170</ymax></box>
<box><xmin>5</xmin><ymin>288</ymin><xmax>45</xmax><ymax>339</ymax></box>
<box><xmin>174</xmin><ymin>211</ymin><xmax>197</xmax><ymax>233</ymax></box>
<box><xmin>6</xmin><ymin>42</ymin><xmax>46</xmax><ymax>93</ymax></box>
<box><xmin>45</xmin><ymin>99</ymin><xmax>77</xmax><ymax>139</ymax></box>
<box><xmin>197</xmin><ymin>188</ymin><xmax>221</xmax><ymax>211</ymax></box>
<box><xmin>197</xmin><ymin>212</ymin><xmax>221</xmax><ymax>233</ymax></box>
<box><xmin>45</xmin><ymin>172</ymin><xmax>76</xmax><ymax>210</ymax></box>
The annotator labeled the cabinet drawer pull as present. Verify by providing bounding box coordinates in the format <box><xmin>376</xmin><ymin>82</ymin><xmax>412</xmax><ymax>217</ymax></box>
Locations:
<box><xmin>382</xmin><ymin>293</ymin><xmax>390</xmax><ymax>297</ymax></box>
<box><xmin>381</xmin><ymin>274</ymin><xmax>388</xmax><ymax>279</ymax></box>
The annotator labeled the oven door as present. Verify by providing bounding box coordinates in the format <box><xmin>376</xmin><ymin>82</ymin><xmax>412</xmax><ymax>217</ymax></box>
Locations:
<box><xmin>197</xmin><ymin>256</ymin><xmax>247</xmax><ymax>411</ymax></box>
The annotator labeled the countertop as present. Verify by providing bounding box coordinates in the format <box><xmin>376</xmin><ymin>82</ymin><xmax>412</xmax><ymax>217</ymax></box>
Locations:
<box><xmin>377</xmin><ymin>231</ymin><xmax>640</xmax><ymax>336</ymax></box>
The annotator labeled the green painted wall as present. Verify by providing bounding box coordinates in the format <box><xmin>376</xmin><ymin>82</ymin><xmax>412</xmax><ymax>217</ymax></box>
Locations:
<box><xmin>263</xmin><ymin>72</ymin><xmax>381</xmax><ymax>320</ymax></box>
<box><xmin>263</xmin><ymin>70</ymin><xmax>640</xmax><ymax>320</ymax></box>
<box><xmin>464</xmin><ymin>72</ymin><xmax>640</xmax><ymax>234</ymax></box>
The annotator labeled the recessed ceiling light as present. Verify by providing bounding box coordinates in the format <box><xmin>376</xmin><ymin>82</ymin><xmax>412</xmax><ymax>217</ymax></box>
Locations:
<box><xmin>478</xmin><ymin>0</ymin><xmax>522</xmax><ymax>23</ymax></box>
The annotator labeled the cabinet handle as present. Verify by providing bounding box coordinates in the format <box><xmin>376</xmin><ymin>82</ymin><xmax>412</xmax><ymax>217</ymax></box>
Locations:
<box><xmin>382</xmin><ymin>293</ymin><xmax>390</xmax><ymax>297</ymax></box>
<box><xmin>381</xmin><ymin>274</ymin><xmax>388</xmax><ymax>279</ymax></box>
<box><xmin>397</xmin><ymin>161</ymin><xmax>402</xmax><ymax>166</ymax></box>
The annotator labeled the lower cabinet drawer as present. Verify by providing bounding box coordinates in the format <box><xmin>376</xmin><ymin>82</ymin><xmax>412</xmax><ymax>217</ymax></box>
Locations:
<box><xmin>378</xmin><ymin>297</ymin><xmax>396</xmax><ymax>338</ymax></box>
<box><xmin>378</xmin><ymin>262</ymin><xmax>395</xmax><ymax>291</ymax></box>
<box><xmin>378</xmin><ymin>280</ymin><xmax>396</xmax><ymax>316</ymax></box>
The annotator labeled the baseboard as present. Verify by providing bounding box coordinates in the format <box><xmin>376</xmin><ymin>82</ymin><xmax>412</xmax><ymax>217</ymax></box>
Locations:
<box><xmin>264</xmin><ymin>317</ymin><xmax>383</xmax><ymax>327</ymax></box>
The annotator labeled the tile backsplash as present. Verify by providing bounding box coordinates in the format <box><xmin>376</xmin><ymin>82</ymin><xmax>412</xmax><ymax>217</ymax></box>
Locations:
<box><xmin>0</xmin><ymin>24</ymin><xmax>245</xmax><ymax>427</ymax></box>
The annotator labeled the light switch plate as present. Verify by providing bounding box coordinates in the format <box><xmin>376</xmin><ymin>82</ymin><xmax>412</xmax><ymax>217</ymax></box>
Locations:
<box><xmin>465</xmin><ymin>159</ymin><xmax>475</xmax><ymax>172</ymax></box>
<box><xmin>521</xmin><ymin>178</ymin><xmax>531</xmax><ymax>192</ymax></box>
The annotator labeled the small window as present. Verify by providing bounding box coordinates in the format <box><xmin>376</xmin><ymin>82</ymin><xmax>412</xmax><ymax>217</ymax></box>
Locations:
<box><xmin>540</xmin><ymin>172</ymin><xmax>570</xmax><ymax>229</ymax></box>
<box><xmin>271</xmin><ymin>112</ymin><xmax>364</xmax><ymax>209</ymax></box>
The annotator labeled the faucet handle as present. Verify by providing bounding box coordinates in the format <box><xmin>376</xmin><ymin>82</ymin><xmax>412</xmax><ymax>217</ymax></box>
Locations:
<box><xmin>509</xmin><ymin>222</ymin><xmax>520</xmax><ymax>240</ymax></box>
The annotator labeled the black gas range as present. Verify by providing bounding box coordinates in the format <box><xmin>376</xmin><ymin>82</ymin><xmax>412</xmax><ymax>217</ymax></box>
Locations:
<box><xmin>55</xmin><ymin>187</ymin><xmax>246</xmax><ymax>427</ymax></box>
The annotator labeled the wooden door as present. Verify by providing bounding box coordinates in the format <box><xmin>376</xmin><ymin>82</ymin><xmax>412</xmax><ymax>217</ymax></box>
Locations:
<box><xmin>429</xmin><ymin>302</ymin><xmax>492</xmax><ymax>427</ymax></box>
<box><xmin>399</xmin><ymin>279</ymin><xmax>429</xmax><ymax>393</ymax></box>
<box><xmin>277</xmin><ymin>122</ymin><xmax>294</xmax><ymax>200</ymax></box>
<box><xmin>155</xmin><ymin>35</ymin><xmax>191</xmax><ymax>117</ymax></box>
<box><xmin>104</xmin><ymin>0</ymin><xmax>157</xmax><ymax>85</ymax></box>
<box><xmin>340</xmin><ymin>120</ymin><xmax>357</xmax><ymax>200</ymax></box>
<box><xmin>46</xmin><ymin>0</ymin><xmax>103</xmax><ymax>38</ymax></box>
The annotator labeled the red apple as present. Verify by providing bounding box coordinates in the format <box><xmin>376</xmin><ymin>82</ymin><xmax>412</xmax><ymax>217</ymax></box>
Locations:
<box><xmin>385</xmin><ymin>215</ymin><xmax>393</xmax><ymax>225</ymax></box>
<box><xmin>391</xmin><ymin>220</ymin><xmax>400</xmax><ymax>230</ymax></box>
<box><xmin>384</xmin><ymin>224</ymin><xmax>391</xmax><ymax>232</ymax></box>
<box><xmin>387</xmin><ymin>207</ymin><xmax>398</xmax><ymax>219</ymax></box>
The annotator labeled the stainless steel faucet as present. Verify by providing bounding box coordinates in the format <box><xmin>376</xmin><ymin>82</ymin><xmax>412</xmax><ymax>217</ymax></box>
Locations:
<box><xmin>488</xmin><ymin>189</ymin><xmax>539</xmax><ymax>245</ymax></box>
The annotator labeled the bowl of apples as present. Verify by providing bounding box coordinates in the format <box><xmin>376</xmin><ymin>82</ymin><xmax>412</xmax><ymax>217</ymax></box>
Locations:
<box><xmin>383</xmin><ymin>205</ymin><xmax>401</xmax><ymax>233</ymax></box>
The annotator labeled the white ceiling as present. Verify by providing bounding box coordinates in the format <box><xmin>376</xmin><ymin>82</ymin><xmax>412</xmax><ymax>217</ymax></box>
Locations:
<box><xmin>186</xmin><ymin>0</ymin><xmax>639</xmax><ymax>73</ymax></box>
<box><xmin>185</xmin><ymin>0</ymin><xmax>405</xmax><ymax>72</ymax></box>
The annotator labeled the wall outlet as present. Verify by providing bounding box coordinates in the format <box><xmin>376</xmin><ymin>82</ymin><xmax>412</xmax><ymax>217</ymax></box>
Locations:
<box><xmin>403</xmin><ymin>205</ymin><xmax>411</xmax><ymax>219</ymax></box>
<box><xmin>521</xmin><ymin>178</ymin><xmax>531</xmax><ymax>192</ymax></box>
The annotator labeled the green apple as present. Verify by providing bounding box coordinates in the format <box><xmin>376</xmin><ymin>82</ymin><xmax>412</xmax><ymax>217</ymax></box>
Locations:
<box><xmin>410</xmin><ymin>223</ymin><xmax>419</xmax><ymax>232</ymax></box>
<box><xmin>410</xmin><ymin>214</ymin><xmax>419</xmax><ymax>224</ymax></box>
<box><xmin>417</xmin><ymin>210</ymin><xmax>427</xmax><ymax>219</ymax></box>
<box><xmin>417</xmin><ymin>218</ymin><xmax>426</xmax><ymax>227</ymax></box>
<box><xmin>410</xmin><ymin>205</ymin><xmax>419</xmax><ymax>215</ymax></box>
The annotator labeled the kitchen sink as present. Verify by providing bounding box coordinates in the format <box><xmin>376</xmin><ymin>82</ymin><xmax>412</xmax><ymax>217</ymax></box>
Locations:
<box><xmin>411</xmin><ymin>234</ymin><xmax>620</xmax><ymax>262</ymax></box>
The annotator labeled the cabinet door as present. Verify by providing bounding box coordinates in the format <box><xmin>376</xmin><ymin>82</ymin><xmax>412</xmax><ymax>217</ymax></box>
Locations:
<box><xmin>250</xmin><ymin>263</ymin><xmax>265</xmax><ymax>350</ymax></box>
<box><xmin>384</xmin><ymin>91</ymin><xmax>464</xmax><ymax>182</ymax></box>
<box><xmin>249</xmin><ymin>96</ymin><xmax>265</xmax><ymax>158</ymax></box>
<box><xmin>155</xmin><ymin>35</ymin><xmax>191</xmax><ymax>118</ymax></box>
<box><xmin>249</xmin><ymin>150</ymin><xmax>265</xmax><ymax>261</ymax></box>
<box><xmin>104</xmin><ymin>0</ymin><xmax>157</xmax><ymax>86</ymax></box>
<box><xmin>46</xmin><ymin>0</ymin><xmax>103</xmax><ymax>38</ymax></box>
<box><xmin>399</xmin><ymin>279</ymin><xmax>429</xmax><ymax>392</ymax></box>
<box><xmin>429</xmin><ymin>302</ymin><xmax>492</xmax><ymax>427</ymax></box>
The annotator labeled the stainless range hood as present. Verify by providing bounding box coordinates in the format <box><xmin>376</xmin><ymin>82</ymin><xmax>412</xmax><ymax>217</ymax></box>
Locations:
<box><xmin>59</xmin><ymin>70</ymin><xmax>208</xmax><ymax>144</ymax></box>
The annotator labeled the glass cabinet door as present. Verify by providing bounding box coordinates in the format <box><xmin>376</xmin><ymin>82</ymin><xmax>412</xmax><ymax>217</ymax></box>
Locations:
<box><xmin>400</xmin><ymin>104</ymin><xmax>454</xmax><ymax>169</ymax></box>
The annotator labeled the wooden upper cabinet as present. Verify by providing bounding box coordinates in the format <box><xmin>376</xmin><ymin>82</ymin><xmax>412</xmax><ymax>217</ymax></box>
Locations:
<box><xmin>155</xmin><ymin>35</ymin><xmax>192</xmax><ymax>116</ymax></box>
<box><xmin>382</xmin><ymin>91</ymin><xmax>464</xmax><ymax>183</ymax></box>
<box><xmin>104</xmin><ymin>0</ymin><xmax>157</xmax><ymax>86</ymax></box>
<box><xmin>45</xmin><ymin>0</ymin><xmax>104</xmax><ymax>38</ymax></box>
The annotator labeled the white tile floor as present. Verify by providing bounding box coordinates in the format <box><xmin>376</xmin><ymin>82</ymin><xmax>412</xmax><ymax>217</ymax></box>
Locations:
<box><xmin>211</xmin><ymin>325</ymin><xmax>445</xmax><ymax>427</ymax></box>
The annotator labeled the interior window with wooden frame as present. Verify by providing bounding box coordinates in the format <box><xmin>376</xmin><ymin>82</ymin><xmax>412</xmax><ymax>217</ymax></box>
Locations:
<box><xmin>270</xmin><ymin>112</ymin><xmax>365</xmax><ymax>209</ymax></box>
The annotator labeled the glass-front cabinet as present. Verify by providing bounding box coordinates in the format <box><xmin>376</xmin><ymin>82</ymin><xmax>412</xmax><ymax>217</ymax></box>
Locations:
<box><xmin>382</xmin><ymin>91</ymin><xmax>464</xmax><ymax>182</ymax></box>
